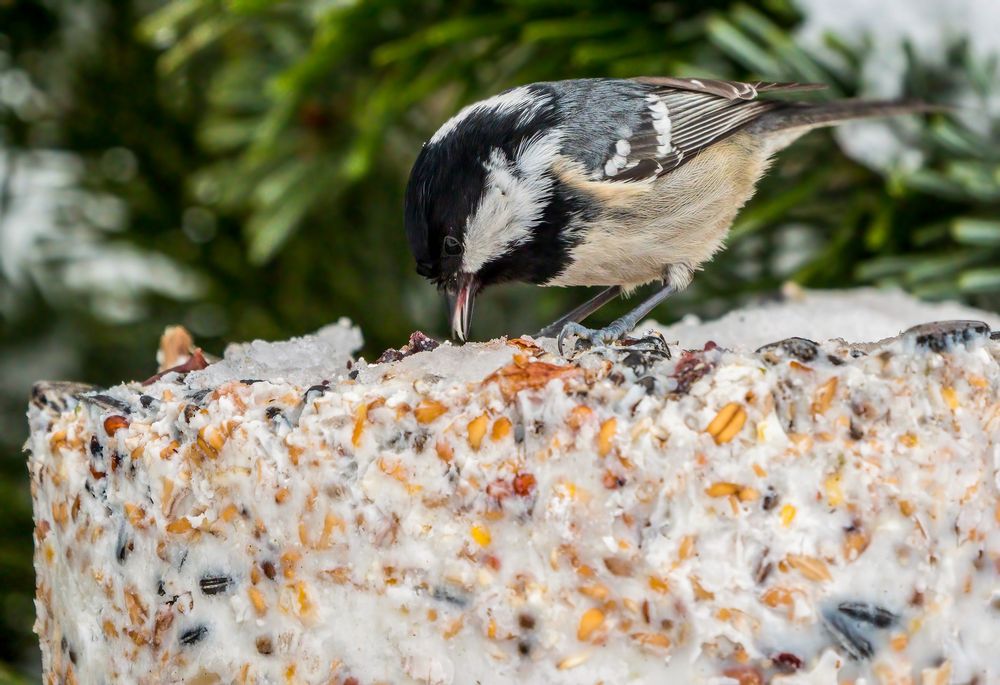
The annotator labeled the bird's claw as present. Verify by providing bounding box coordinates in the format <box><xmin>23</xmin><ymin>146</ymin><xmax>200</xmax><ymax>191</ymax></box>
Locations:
<box><xmin>557</xmin><ymin>321</ymin><xmax>632</xmax><ymax>355</ymax></box>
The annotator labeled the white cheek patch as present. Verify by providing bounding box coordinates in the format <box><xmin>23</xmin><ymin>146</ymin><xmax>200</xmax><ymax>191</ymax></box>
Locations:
<box><xmin>429</xmin><ymin>87</ymin><xmax>551</xmax><ymax>145</ymax></box>
<box><xmin>460</xmin><ymin>131</ymin><xmax>562</xmax><ymax>274</ymax></box>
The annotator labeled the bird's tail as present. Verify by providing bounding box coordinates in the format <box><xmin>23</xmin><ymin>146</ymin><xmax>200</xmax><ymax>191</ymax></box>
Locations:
<box><xmin>750</xmin><ymin>99</ymin><xmax>946</xmax><ymax>135</ymax></box>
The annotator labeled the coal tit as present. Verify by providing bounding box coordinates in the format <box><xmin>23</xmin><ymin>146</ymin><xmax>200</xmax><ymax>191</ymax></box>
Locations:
<box><xmin>404</xmin><ymin>77</ymin><xmax>932</xmax><ymax>348</ymax></box>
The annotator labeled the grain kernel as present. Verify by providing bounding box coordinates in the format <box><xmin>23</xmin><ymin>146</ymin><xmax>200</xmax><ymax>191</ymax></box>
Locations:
<box><xmin>598</xmin><ymin>418</ymin><xmax>617</xmax><ymax>457</ymax></box>
<box><xmin>51</xmin><ymin>501</ymin><xmax>68</xmax><ymax>527</ymax></box>
<box><xmin>124</xmin><ymin>503</ymin><xmax>145</xmax><ymax>527</ymax></box>
<box><xmin>824</xmin><ymin>474</ymin><xmax>844</xmax><ymax>507</ymax></box>
<box><xmin>648</xmin><ymin>576</ymin><xmax>669</xmax><ymax>593</ymax></box>
<box><xmin>292</xmin><ymin>581</ymin><xmax>312</xmax><ymax>617</ymax></box>
<box><xmin>414</xmin><ymin>399</ymin><xmax>447</xmax><ymax>424</ymax></box>
<box><xmin>102</xmin><ymin>619</ymin><xmax>118</xmax><ymax>638</ymax></box>
<box><xmin>435</xmin><ymin>439</ymin><xmax>453</xmax><ymax>463</ymax></box>
<box><xmin>249</xmin><ymin>587</ymin><xmax>266</xmax><ymax>615</ymax></box>
<box><xmin>941</xmin><ymin>386</ymin><xmax>958</xmax><ymax>410</ymax></box>
<box><xmin>577</xmin><ymin>608</ymin><xmax>605</xmax><ymax>641</ymax></box>
<box><xmin>567</xmin><ymin>405</ymin><xmax>594</xmax><ymax>429</ymax></box>
<box><xmin>706</xmin><ymin>482</ymin><xmax>740</xmax><ymax>497</ymax></box>
<box><xmin>159</xmin><ymin>440</ymin><xmax>180</xmax><ymax>460</ymax></box>
<box><xmin>351</xmin><ymin>402</ymin><xmax>368</xmax><ymax>447</ymax></box>
<box><xmin>779</xmin><ymin>503</ymin><xmax>796</xmax><ymax>527</ymax></box>
<box><xmin>467</xmin><ymin>414</ymin><xmax>489</xmax><ymax>450</ymax></box>
<box><xmin>690</xmin><ymin>576</ymin><xmax>714</xmax><ymax>600</ymax></box>
<box><xmin>166</xmin><ymin>518</ymin><xmax>192</xmax><ymax>534</ymax></box>
<box><xmin>679</xmin><ymin>535</ymin><xmax>695</xmax><ymax>560</ymax></box>
<box><xmin>470</xmin><ymin>523</ymin><xmax>491</xmax><ymax>547</ymax></box>
<box><xmin>761</xmin><ymin>587</ymin><xmax>794</xmax><ymax>609</ymax></box>
<box><xmin>281</xmin><ymin>550</ymin><xmax>300</xmax><ymax>579</ymax></box>
<box><xmin>706</xmin><ymin>403</ymin><xmax>746</xmax><ymax>444</ymax></box>
<box><xmin>843</xmin><ymin>529</ymin><xmax>871</xmax><ymax>560</ymax></box>
<box><xmin>557</xmin><ymin>652</ymin><xmax>591</xmax><ymax>670</ymax></box>
<box><xmin>812</xmin><ymin>377</ymin><xmax>838</xmax><ymax>414</ymax></box>
<box><xmin>491</xmin><ymin>417</ymin><xmax>512</xmax><ymax>441</ymax></box>
<box><xmin>630</xmin><ymin>632</ymin><xmax>671</xmax><ymax>650</ymax></box>
<box><xmin>578</xmin><ymin>584</ymin><xmax>609</xmax><ymax>601</ymax></box>
<box><xmin>723</xmin><ymin>665</ymin><xmax>764</xmax><ymax>685</ymax></box>
<box><xmin>786</xmin><ymin>554</ymin><xmax>832</xmax><ymax>582</ymax></box>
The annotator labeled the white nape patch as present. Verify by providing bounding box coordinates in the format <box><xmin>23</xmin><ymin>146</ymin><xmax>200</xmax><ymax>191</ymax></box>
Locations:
<box><xmin>646</xmin><ymin>95</ymin><xmax>673</xmax><ymax>155</ymax></box>
<box><xmin>460</xmin><ymin>130</ymin><xmax>562</xmax><ymax>273</ymax></box>
<box><xmin>429</xmin><ymin>87</ymin><xmax>550</xmax><ymax>145</ymax></box>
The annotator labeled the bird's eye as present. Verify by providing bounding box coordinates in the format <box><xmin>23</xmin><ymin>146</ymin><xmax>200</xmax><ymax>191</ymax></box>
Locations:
<box><xmin>443</xmin><ymin>236</ymin><xmax>462</xmax><ymax>256</ymax></box>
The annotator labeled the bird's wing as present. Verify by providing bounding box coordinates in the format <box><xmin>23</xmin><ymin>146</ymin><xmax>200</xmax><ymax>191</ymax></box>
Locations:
<box><xmin>601</xmin><ymin>78</ymin><xmax>826</xmax><ymax>182</ymax></box>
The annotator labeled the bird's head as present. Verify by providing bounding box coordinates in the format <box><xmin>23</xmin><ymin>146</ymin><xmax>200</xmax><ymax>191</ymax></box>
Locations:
<box><xmin>404</xmin><ymin>85</ymin><xmax>576</xmax><ymax>341</ymax></box>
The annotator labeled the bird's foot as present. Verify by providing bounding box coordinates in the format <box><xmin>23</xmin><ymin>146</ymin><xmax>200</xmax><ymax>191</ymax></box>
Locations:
<box><xmin>557</xmin><ymin>320</ymin><xmax>635</xmax><ymax>355</ymax></box>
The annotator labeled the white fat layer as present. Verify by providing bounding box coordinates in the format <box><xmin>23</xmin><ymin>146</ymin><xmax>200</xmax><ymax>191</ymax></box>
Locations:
<box><xmin>26</xmin><ymin>310</ymin><xmax>1000</xmax><ymax>684</ymax></box>
<box><xmin>429</xmin><ymin>87</ymin><xmax>550</xmax><ymax>145</ymax></box>
<box><xmin>460</xmin><ymin>130</ymin><xmax>562</xmax><ymax>274</ymax></box>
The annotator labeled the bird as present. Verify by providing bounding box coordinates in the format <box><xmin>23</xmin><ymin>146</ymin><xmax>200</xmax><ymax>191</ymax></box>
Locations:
<box><xmin>403</xmin><ymin>77</ymin><xmax>936</xmax><ymax>351</ymax></box>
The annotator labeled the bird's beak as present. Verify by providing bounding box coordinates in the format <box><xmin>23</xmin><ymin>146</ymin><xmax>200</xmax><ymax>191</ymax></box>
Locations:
<box><xmin>449</xmin><ymin>273</ymin><xmax>479</xmax><ymax>342</ymax></box>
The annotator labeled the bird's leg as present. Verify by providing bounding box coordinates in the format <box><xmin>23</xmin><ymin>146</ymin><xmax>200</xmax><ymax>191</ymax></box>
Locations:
<box><xmin>557</xmin><ymin>283</ymin><xmax>677</xmax><ymax>354</ymax></box>
<box><xmin>535</xmin><ymin>286</ymin><xmax>622</xmax><ymax>338</ymax></box>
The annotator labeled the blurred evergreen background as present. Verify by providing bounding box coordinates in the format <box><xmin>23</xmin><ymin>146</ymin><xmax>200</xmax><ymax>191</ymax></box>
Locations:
<box><xmin>1</xmin><ymin>0</ymin><xmax>998</xmax><ymax>679</ymax></box>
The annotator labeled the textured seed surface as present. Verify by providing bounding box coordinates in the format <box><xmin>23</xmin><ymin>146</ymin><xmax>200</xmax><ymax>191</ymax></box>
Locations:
<box><xmin>414</xmin><ymin>399</ymin><xmax>447</xmax><ymax>424</ymax></box>
<box><xmin>25</xmin><ymin>302</ymin><xmax>1000</xmax><ymax>683</ymax></box>
<box><xmin>577</xmin><ymin>608</ymin><xmax>604</xmax><ymax>641</ymax></box>
<box><xmin>706</xmin><ymin>402</ymin><xmax>746</xmax><ymax>444</ymax></box>
<box><xmin>467</xmin><ymin>415</ymin><xmax>488</xmax><ymax>450</ymax></box>
<box><xmin>597</xmin><ymin>418</ymin><xmax>617</xmax><ymax>457</ymax></box>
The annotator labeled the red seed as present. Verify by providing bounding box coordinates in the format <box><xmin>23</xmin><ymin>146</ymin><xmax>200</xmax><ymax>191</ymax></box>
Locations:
<box><xmin>773</xmin><ymin>652</ymin><xmax>804</xmax><ymax>672</ymax></box>
<box><xmin>512</xmin><ymin>472</ymin><xmax>536</xmax><ymax>496</ymax></box>
<box><xmin>103</xmin><ymin>415</ymin><xmax>129</xmax><ymax>436</ymax></box>
<box><xmin>486</xmin><ymin>479</ymin><xmax>512</xmax><ymax>503</ymax></box>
